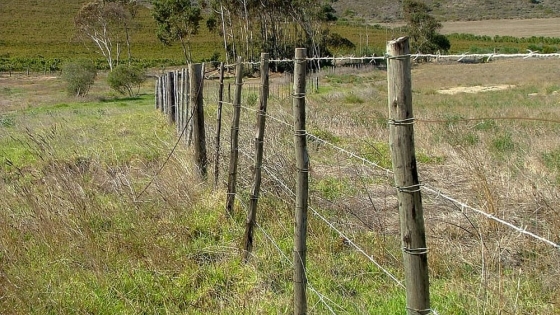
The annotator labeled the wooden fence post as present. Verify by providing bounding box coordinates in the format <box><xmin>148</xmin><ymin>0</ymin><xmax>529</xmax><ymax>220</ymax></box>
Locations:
<box><xmin>226</xmin><ymin>57</ymin><xmax>243</xmax><ymax>216</ymax></box>
<box><xmin>175</xmin><ymin>70</ymin><xmax>181</xmax><ymax>134</ymax></box>
<box><xmin>214</xmin><ymin>62</ymin><xmax>225</xmax><ymax>190</ymax></box>
<box><xmin>155</xmin><ymin>77</ymin><xmax>160</xmax><ymax>110</ymax></box>
<box><xmin>293</xmin><ymin>48</ymin><xmax>308</xmax><ymax>315</ymax></box>
<box><xmin>386</xmin><ymin>37</ymin><xmax>431</xmax><ymax>315</ymax></box>
<box><xmin>242</xmin><ymin>53</ymin><xmax>270</xmax><ymax>262</ymax></box>
<box><xmin>167</xmin><ymin>71</ymin><xmax>175</xmax><ymax>124</ymax></box>
<box><xmin>161</xmin><ymin>74</ymin><xmax>166</xmax><ymax>114</ymax></box>
<box><xmin>190</xmin><ymin>63</ymin><xmax>207</xmax><ymax>178</ymax></box>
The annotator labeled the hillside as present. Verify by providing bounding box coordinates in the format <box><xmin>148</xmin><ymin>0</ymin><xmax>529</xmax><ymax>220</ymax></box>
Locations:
<box><xmin>334</xmin><ymin>0</ymin><xmax>560</xmax><ymax>22</ymax></box>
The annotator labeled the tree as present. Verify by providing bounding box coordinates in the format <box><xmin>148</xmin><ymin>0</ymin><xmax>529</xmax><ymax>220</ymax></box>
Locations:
<box><xmin>152</xmin><ymin>0</ymin><xmax>203</xmax><ymax>63</ymax></box>
<box><xmin>61</xmin><ymin>59</ymin><xmax>98</xmax><ymax>97</ymax></box>
<box><xmin>107</xmin><ymin>64</ymin><xmax>146</xmax><ymax>96</ymax></box>
<box><xmin>403</xmin><ymin>0</ymin><xmax>450</xmax><ymax>53</ymax></box>
<box><xmin>75</xmin><ymin>0</ymin><xmax>132</xmax><ymax>71</ymax></box>
<box><xmin>106</xmin><ymin>0</ymin><xmax>140</xmax><ymax>63</ymax></box>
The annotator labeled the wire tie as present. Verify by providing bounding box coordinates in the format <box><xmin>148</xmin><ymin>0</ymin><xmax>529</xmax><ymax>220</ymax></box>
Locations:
<box><xmin>403</xmin><ymin>247</ymin><xmax>429</xmax><ymax>255</ymax></box>
<box><xmin>388</xmin><ymin>118</ymin><xmax>416</xmax><ymax>126</ymax></box>
<box><xmin>397</xmin><ymin>183</ymin><xmax>423</xmax><ymax>193</ymax></box>
<box><xmin>386</xmin><ymin>54</ymin><xmax>411</xmax><ymax>60</ymax></box>
<box><xmin>292</xmin><ymin>93</ymin><xmax>306</xmax><ymax>99</ymax></box>
<box><xmin>405</xmin><ymin>307</ymin><xmax>433</xmax><ymax>315</ymax></box>
<box><xmin>294</xmin><ymin>129</ymin><xmax>307</xmax><ymax>136</ymax></box>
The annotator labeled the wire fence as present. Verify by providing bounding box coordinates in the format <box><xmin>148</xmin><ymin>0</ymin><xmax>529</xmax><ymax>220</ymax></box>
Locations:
<box><xmin>154</xmin><ymin>53</ymin><xmax>560</xmax><ymax>313</ymax></box>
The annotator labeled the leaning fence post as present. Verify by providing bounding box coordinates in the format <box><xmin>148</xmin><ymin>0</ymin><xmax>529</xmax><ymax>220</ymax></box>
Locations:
<box><xmin>386</xmin><ymin>36</ymin><xmax>431</xmax><ymax>315</ymax></box>
<box><xmin>293</xmin><ymin>48</ymin><xmax>308</xmax><ymax>315</ymax></box>
<box><xmin>226</xmin><ymin>57</ymin><xmax>243</xmax><ymax>217</ymax></box>
<box><xmin>190</xmin><ymin>63</ymin><xmax>207</xmax><ymax>178</ymax></box>
<box><xmin>214</xmin><ymin>62</ymin><xmax>225</xmax><ymax>190</ymax></box>
<box><xmin>242</xmin><ymin>53</ymin><xmax>270</xmax><ymax>262</ymax></box>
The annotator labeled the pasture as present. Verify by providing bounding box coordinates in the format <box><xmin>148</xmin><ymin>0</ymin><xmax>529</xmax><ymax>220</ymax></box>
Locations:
<box><xmin>0</xmin><ymin>56</ymin><xmax>559</xmax><ymax>314</ymax></box>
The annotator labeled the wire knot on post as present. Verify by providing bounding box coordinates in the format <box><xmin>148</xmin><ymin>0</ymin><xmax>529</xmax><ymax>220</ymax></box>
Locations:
<box><xmin>396</xmin><ymin>183</ymin><xmax>423</xmax><ymax>193</ymax></box>
<box><xmin>405</xmin><ymin>307</ymin><xmax>435</xmax><ymax>315</ymax></box>
<box><xmin>388</xmin><ymin>118</ymin><xmax>416</xmax><ymax>126</ymax></box>
<box><xmin>403</xmin><ymin>247</ymin><xmax>429</xmax><ymax>255</ymax></box>
<box><xmin>386</xmin><ymin>54</ymin><xmax>411</xmax><ymax>61</ymax></box>
<box><xmin>292</xmin><ymin>93</ymin><xmax>306</xmax><ymax>99</ymax></box>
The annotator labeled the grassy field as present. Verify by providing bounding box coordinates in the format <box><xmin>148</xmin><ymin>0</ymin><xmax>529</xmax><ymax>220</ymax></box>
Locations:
<box><xmin>2</xmin><ymin>0</ymin><xmax>560</xmax><ymax>70</ymax></box>
<box><xmin>1</xmin><ymin>55</ymin><xmax>559</xmax><ymax>313</ymax></box>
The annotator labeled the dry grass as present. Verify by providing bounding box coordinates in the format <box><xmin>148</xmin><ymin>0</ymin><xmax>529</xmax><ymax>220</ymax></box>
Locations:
<box><xmin>1</xmin><ymin>58</ymin><xmax>559</xmax><ymax>314</ymax></box>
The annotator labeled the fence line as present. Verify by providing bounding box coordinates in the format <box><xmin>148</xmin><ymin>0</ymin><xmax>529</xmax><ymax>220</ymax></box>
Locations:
<box><xmin>223</xmin><ymin>92</ymin><xmax>560</xmax><ymax>251</ymax></box>
<box><xmin>220</xmin><ymin>52</ymin><xmax>560</xmax><ymax>67</ymax></box>
<box><xmin>153</xmin><ymin>54</ymin><xmax>558</xmax><ymax>313</ymax></box>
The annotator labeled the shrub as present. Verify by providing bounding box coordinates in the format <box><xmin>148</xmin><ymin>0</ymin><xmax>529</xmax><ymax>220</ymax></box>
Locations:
<box><xmin>107</xmin><ymin>65</ymin><xmax>146</xmax><ymax>97</ymax></box>
<box><xmin>61</xmin><ymin>59</ymin><xmax>97</xmax><ymax>97</ymax></box>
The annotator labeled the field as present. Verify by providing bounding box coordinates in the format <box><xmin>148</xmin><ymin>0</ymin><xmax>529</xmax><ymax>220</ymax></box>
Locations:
<box><xmin>1</xmin><ymin>54</ymin><xmax>559</xmax><ymax>313</ymax></box>
<box><xmin>440</xmin><ymin>18</ymin><xmax>560</xmax><ymax>37</ymax></box>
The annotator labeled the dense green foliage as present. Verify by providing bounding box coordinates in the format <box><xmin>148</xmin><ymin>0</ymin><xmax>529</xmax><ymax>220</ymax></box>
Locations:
<box><xmin>61</xmin><ymin>59</ymin><xmax>98</xmax><ymax>97</ymax></box>
<box><xmin>152</xmin><ymin>0</ymin><xmax>204</xmax><ymax>62</ymax></box>
<box><xmin>107</xmin><ymin>64</ymin><xmax>146</xmax><ymax>96</ymax></box>
<box><xmin>403</xmin><ymin>0</ymin><xmax>450</xmax><ymax>53</ymax></box>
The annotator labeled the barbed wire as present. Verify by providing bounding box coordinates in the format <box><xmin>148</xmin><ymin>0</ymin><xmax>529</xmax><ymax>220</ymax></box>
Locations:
<box><xmin>228</xmin><ymin>97</ymin><xmax>560</xmax><ymax>250</ymax></box>
<box><xmin>422</xmin><ymin>184</ymin><xmax>560</xmax><ymax>249</ymax></box>
<box><xmin>219</xmin><ymin>52</ymin><xmax>560</xmax><ymax>68</ymax></box>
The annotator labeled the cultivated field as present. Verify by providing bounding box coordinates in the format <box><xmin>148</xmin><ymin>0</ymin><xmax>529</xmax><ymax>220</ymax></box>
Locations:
<box><xmin>1</xmin><ymin>56</ymin><xmax>559</xmax><ymax>314</ymax></box>
<box><xmin>441</xmin><ymin>18</ymin><xmax>560</xmax><ymax>37</ymax></box>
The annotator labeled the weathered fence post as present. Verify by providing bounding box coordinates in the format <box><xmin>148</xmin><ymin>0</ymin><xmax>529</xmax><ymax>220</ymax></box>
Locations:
<box><xmin>160</xmin><ymin>74</ymin><xmax>166</xmax><ymax>114</ymax></box>
<box><xmin>226</xmin><ymin>57</ymin><xmax>243</xmax><ymax>216</ymax></box>
<box><xmin>155</xmin><ymin>77</ymin><xmax>161</xmax><ymax>110</ymax></box>
<box><xmin>190</xmin><ymin>63</ymin><xmax>207</xmax><ymax>178</ymax></box>
<box><xmin>214</xmin><ymin>62</ymin><xmax>225</xmax><ymax>189</ymax></box>
<box><xmin>166</xmin><ymin>71</ymin><xmax>175</xmax><ymax>124</ymax></box>
<box><xmin>293</xmin><ymin>48</ymin><xmax>308</xmax><ymax>315</ymax></box>
<box><xmin>242</xmin><ymin>53</ymin><xmax>270</xmax><ymax>262</ymax></box>
<box><xmin>175</xmin><ymin>70</ymin><xmax>181</xmax><ymax>134</ymax></box>
<box><xmin>386</xmin><ymin>36</ymin><xmax>431</xmax><ymax>315</ymax></box>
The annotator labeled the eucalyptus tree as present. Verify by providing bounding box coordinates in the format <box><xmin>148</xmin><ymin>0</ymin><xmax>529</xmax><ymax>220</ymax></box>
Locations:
<box><xmin>152</xmin><ymin>0</ymin><xmax>203</xmax><ymax>63</ymax></box>
<box><xmin>75</xmin><ymin>0</ymin><xmax>130</xmax><ymax>70</ymax></box>
<box><xmin>403</xmin><ymin>0</ymin><xmax>450</xmax><ymax>53</ymax></box>
<box><xmin>206</xmin><ymin>0</ymin><xmax>337</xmax><ymax>62</ymax></box>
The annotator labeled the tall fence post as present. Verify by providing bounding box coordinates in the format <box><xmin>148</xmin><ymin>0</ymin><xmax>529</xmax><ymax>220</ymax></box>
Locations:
<box><xmin>242</xmin><ymin>53</ymin><xmax>270</xmax><ymax>262</ymax></box>
<box><xmin>293</xmin><ymin>48</ymin><xmax>308</xmax><ymax>315</ymax></box>
<box><xmin>214</xmin><ymin>62</ymin><xmax>225</xmax><ymax>190</ymax></box>
<box><xmin>190</xmin><ymin>63</ymin><xmax>207</xmax><ymax>178</ymax></box>
<box><xmin>161</xmin><ymin>74</ymin><xmax>167</xmax><ymax>114</ymax></box>
<box><xmin>386</xmin><ymin>37</ymin><xmax>431</xmax><ymax>315</ymax></box>
<box><xmin>175</xmin><ymin>70</ymin><xmax>181</xmax><ymax>134</ymax></box>
<box><xmin>166</xmin><ymin>71</ymin><xmax>175</xmax><ymax>124</ymax></box>
<box><xmin>226</xmin><ymin>57</ymin><xmax>243</xmax><ymax>216</ymax></box>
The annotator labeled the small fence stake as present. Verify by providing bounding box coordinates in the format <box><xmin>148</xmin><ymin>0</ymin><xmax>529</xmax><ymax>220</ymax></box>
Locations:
<box><xmin>214</xmin><ymin>62</ymin><xmax>225</xmax><ymax>190</ymax></box>
<box><xmin>243</xmin><ymin>53</ymin><xmax>270</xmax><ymax>262</ymax></box>
<box><xmin>226</xmin><ymin>57</ymin><xmax>243</xmax><ymax>217</ymax></box>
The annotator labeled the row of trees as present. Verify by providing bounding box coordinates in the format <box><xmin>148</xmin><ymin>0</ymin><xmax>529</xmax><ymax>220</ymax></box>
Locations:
<box><xmin>74</xmin><ymin>0</ymin><xmax>451</xmax><ymax>70</ymax></box>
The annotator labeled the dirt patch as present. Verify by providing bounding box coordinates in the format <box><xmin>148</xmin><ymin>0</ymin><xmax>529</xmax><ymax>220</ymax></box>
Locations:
<box><xmin>437</xmin><ymin>85</ymin><xmax>515</xmax><ymax>95</ymax></box>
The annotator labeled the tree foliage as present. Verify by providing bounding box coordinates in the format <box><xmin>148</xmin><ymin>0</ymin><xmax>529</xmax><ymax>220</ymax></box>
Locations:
<box><xmin>74</xmin><ymin>0</ymin><xmax>137</xmax><ymax>71</ymax></box>
<box><xmin>107</xmin><ymin>64</ymin><xmax>146</xmax><ymax>96</ymax></box>
<box><xmin>61</xmin><ymin>59</ymin><xmax>98</xmax><ymax>97</ymax></box>
<box><xmin>152</xmin><ymin>0</ymin><xmax>203</xmax><ymax>63</ymax></box>
<box><xmin>205</xmin><ymin>0</ymin><xmax>345</xmax><ymax>64</ymax></box>
<box><xmin>403</xmin><ymin>0</ymin><xmax>450</xmax><ymax>53</ymax></box>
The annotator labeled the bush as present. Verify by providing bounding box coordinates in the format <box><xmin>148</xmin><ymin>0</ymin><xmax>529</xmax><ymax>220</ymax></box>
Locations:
<box><xmin>107</xmin><ymin>64</ymin><xmax>146</xmax><ymax>97</ymax></box>
<box><xmin>61</xmin><ymin>59</ymin><xmax>97</xmax><ymax>97</ymax></box>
